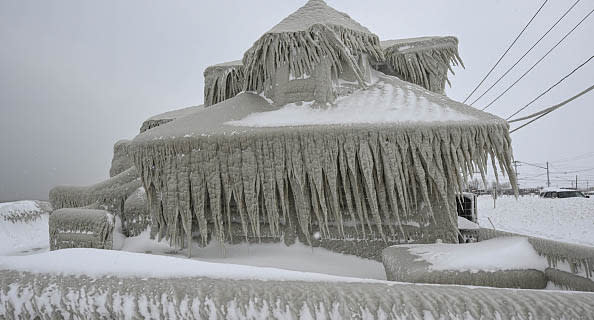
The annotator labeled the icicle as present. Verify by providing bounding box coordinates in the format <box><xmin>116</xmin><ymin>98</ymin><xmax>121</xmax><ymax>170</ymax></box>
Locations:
<box><xmin>382</xmin><ymin>36</ymin><xmax>463</xmax><ymax>94</ymax></box>
<box><xmin>203</xmin><ymin>62</ymin><xmax>244</xmax><ymax>106</ymax></box>
<box><xmin>243</xmin><ymin>24</ymin><xmax>383</xmax><ymax>94</ymax></box>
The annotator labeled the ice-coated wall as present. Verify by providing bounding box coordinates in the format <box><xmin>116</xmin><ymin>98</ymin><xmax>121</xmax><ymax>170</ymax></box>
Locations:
<box><xmin>49</xmin><ymin>208</ymin><xmax>114</xmax><ymax>250</ymax></box>
<box><xmin>2</xmin><ymin>270</ymin><xmax>593</xmax><ymax>319</ymax></box>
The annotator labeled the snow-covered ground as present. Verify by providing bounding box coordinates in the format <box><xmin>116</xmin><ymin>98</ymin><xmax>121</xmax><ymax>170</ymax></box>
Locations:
<box><xmin>0</xmin><ymin>200</ymin><xmax>386</xmax><ymax>280</ymax></box>
<box><xmin>0</xmin><ymin>201</ymin><xmax>49</xmax><ymax>255</ymax></box>
<box><xmin>477</xmin><ymin>195</ymin><xmax>594</xmax><ymax>246</ymax></box>
<box><xmin>1</xmin><ymin>196</ymin><xmax>593</xmax><ymax>283</ymax></box>
<box><xmin>0</xmin><ymin>248</ymin><xmax>386</xmax><ymax>283</ymax></box>
<box><xmin>122</xmin><ymin>230</ymin><xmax>386</xmax><ymax>280</ymax></box>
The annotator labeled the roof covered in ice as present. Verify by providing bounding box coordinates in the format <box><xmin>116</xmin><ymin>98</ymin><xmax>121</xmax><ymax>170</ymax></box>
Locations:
<box><xmin>145</xmin><ymin>105</ymin><xmax>204</xmax><ymax>122</ymax></box>
<box><xmin>267</xmin><ymin>0</ymin><xmax>372</xmax><ymax>34</ymax></box>
<box><xmin>227</xmin><ymin>75</ymin><xmax>476</xmax><ymax>127</ymax></box>
<box><xmin>133</xmin><ymin>72</ymin><xmax>506</xmax><ymax>143</ymax></box>
<box><xmin>203</xmin><ymin>60</ymin><xmax>243</xmax><ymax>76</ymax></box>
<box><xmin>381</xmin><ymin>36</ymin><xmax>459</xmax><ymax>53</ymax></box>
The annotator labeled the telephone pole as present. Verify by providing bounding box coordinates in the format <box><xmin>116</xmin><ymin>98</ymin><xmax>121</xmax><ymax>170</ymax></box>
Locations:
<box><xmin>513</xmin><ymin>160</ymin><xmax>520</xmax><ymax>188</ymax></box>
<box><xmin>576</xmin><ymin>175</ymin><xmax>578</xmax><ymax>190</ymax></box>
<box><xmin>546</xmin><ymin>162</ymin><xmax>550</xmax><ymax>187</ymax></box>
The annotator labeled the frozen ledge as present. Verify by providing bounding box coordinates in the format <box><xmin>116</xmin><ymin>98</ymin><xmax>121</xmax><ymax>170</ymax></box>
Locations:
<box><xmin>1</xmin><ymin>268</ymin><xmax>593</xmax><ymax>319</ymax></box>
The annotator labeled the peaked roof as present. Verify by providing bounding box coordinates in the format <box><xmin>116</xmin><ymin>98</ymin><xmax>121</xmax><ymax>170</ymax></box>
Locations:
<box><xmin>267</xmin><ymin>0</ymin><xmax>372</xmax><ymax>34</ymax></box>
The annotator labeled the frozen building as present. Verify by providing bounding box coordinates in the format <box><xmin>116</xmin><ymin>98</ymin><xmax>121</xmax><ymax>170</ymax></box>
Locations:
<box><xmin>50</xmin><ymin>0</ymin><xmax>517</xmax><ymax>259</ymax></box>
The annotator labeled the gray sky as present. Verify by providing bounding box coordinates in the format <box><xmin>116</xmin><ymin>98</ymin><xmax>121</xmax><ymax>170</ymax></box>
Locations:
<box><xmin>1</xmin><ymin>0</ymin><xmax>593</xmax><ymax>201</ymax></box>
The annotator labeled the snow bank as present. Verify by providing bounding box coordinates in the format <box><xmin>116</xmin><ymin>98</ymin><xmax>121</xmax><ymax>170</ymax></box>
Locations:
<box><xmin>0</xmin><ymin>201</ymin><xmax>49</xmax><ymax>255</ymax></box>
<box><xmin>0</xmin><ymin>248</ymin><xmax>384</xmax><ymax>283</ymax></box>
<box><xmin>477</xmin><ymin>195</ymin><xmax>594</xmax><ymax>246</ymax></box>
<box><xmin>407</xmin><ymin>237</ymin><xmax>548</xmax><ymax>272</ymax></box>
<box><xmin>121</xmin><ymin>231</ymin><xmax>386</xmax><ymax>280</ymax></box>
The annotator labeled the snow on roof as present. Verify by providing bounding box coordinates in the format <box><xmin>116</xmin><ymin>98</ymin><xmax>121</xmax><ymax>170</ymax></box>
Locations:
<box><xmin>146</xmin><ymin>105</ymin><xmax>204</xmax><ymax>122</ymax></box>
<box><xmin>227</xmin><ymin>74</ymin><xmax>477</xmax><ymax>127</ymax></box>
<box><xmin>133</xmin><ymin>72</ymin><xmax>505</xmax><ymax>141</ymax></box>
<box><xmin>267</xmin><ymin>0</ymin><xmax>372</xmax><ymax>34</ymax></box>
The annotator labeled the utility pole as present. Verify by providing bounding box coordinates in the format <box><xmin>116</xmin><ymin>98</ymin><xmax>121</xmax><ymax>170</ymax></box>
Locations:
<box><xmin>513</xmin><ymin>160</ymin><xmax>519</xmax><ymax>189</ymax></box>
<box><xmin>546</xmin><ymin>162</ymin><xmax>550</xmax><ymax>187</ymax></box>
<box><xmin>576</xmin><ymin>175</ymin><xmax>578</xmax><ymax>190</ymax></box>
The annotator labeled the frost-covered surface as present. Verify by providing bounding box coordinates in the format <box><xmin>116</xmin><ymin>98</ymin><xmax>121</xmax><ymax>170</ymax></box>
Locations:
<box><xmin>0</xmin><ymin>200</ymin><xmax>48</xmax><ymax>223</ymax></box>
<box><xmin>130</xmin><ymin>70</ymin><xmax>516</xmax><ymax>252</ymax></box>
<box><xmin>243</xmin><ymin>0</ymin><xmax>383</xmax><ymax>92</ymax></box>
<box><xmin>49</xmin><ymin>166</ymin><xmax>141</xmax><ymax>213</ymax></box>
<box><xmin>122</xmin><ymin>187</ymin><xmax>150</xmax><ymax>237</ymax></box>
<box><xmin>267</xmin><ymin>0</ymin><xmax>371</xmax><ymax>34</ymax></box>
<box><xmin>109</xmin><ymin>139</ymin><xmax>134</xmax><ymax>177</ymax></box>
<box><xmin>0</xmin><ymin>201</ymin><xmax>50</xmax><ymax>255</ymax></box>
<box><xmin>204</xmin><ymin>60</ymin><xmax>244</xmax><ymax>106</ymax></box>
<box><xmin>381</xmin><ymin>36</ymin><xmax>463</xmax><ymax>94</ymax></box>
<box><xmin>2</xmin><ymin>268</ymin><xmax>593</xmax><ymax>320</ymax></box>
<box><xmin>227</xmin><ymin>75</ymin><xmax>474</xmax><ymax>127</ymax></box>
<box><xmin>49</xmin><ymin>208</ymin><xmax>114</xmax><ymax>250</ymax></box>
<box><xmin>382</xmin><ymin>242</ymin><xmax>548</xmax><ymax>289</ymax></box>
<box><xmin>407</xmin><ymin>237</ymin><xmax>547</xmax><ymax>272</ymax></box>
<box><xmin>477</xmin><ymin>195</ymin><xmax>594</xmax><ymax>246</ymax></box>
<box><xmin>139</xmin><ymin>105</ymin><xmax>204</xmax><ymax>133</ymax></box>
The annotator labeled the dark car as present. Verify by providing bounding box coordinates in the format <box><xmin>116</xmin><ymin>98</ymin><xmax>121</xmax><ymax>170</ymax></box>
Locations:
<box><xmin>540</xmin><ymin>188</ymin><xmax>589</xmax><ymax>199</ymax></box>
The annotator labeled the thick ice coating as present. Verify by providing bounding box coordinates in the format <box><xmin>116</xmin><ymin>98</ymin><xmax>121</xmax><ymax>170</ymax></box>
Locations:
<box><xmin>242</xmin><ymin>0</ymin><xmax>384</xmax><ymax>93</ymax></box>
<box><xmin>130</xmin><ymin>71</ymin><xmax>517</xmax><ymax>252</ymax></box>
<box><xmin>381</xmin><ymin>36</ymin><xmax>464</xmax><ymax>94</ymax></box>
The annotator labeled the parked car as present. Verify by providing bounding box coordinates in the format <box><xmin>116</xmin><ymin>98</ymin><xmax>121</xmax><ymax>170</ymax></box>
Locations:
<box><xmin>539</xmin><ymin>188</ymin><xmax>589</xmax><ymax>199</ymax></box>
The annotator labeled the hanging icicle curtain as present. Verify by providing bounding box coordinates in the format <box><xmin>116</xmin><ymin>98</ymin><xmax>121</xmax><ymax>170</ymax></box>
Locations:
<box><xmin>130</xmin><ymin>97</ymin><xmax>516</xmax><ymax>250</ymax></box>
<box><xmin>383</xmin><ymin>37</ymin><xmax>464</xmax><ymax>94</ymax></box>
<box><xmin>204</xmin><ymin>61</ymin><xmax>245</xmax><ymax>107</ymax></box>
<box><xmin>242</xmin><ymin>23</ymin><xmax>384</xmax><ymax>93</ymax></box>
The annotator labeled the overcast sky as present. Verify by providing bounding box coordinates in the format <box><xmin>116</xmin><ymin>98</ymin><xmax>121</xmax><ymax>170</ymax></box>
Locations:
<box><xmin>1</xmin><ymin>0</ymin><xmax>593</xmax><ymax>201</ymax></box>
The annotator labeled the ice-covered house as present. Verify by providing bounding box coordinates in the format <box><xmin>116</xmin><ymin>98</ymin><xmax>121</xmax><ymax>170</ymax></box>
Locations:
<box><xmin>12</xmin><ymin>2</ymin><xmax>593</xmax><ymax>318</ymax></box>
<box><xmin>50</xmin><ymin>0</ymin><xmax>516</xmax><ymax>259</ymax></box>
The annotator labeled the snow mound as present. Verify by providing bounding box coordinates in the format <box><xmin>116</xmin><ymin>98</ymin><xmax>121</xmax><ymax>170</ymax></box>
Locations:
<box><xmin>407</xmin><ymin>237</ymin><xmax>548</xmax><ymax>272</ymax></box>
<box><xmin>0</xmin><ymin>248</ymin><xmax>385</xmax><ymax>283</ymax></box>
<box><xmin>121</xmin><ymin>230</ymin><xmax>386</xmax><ymax>280</ymax></box>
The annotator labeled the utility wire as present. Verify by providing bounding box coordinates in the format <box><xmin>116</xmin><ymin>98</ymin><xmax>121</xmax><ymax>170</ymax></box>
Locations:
<box><xmin>506</xmin><ymin>54</ymin><xmax>594</xmax><ymax>120</ymax></box>
<box><xmin>550</xmin><ymin>151</ymin><xmax>594</xmax><ymax>163</ymax></box>
<box><xmin>482</xmin><ymin>7</ymin><xmax>594</xmax><ymax>111</ymax></box>
<box><xmin>469</xmin><ymin>0</ymin><xmax>581</xmax><ymax>106</ymax></box>
<box><xmin>462</xmin><ymin>0</ymin><xmax>549</xmax><ymax>103</ymax></box>
<box><xmin>509</xmin><ymin>84</ymin><xmax>594</xmax><ymax>133</ymax></box>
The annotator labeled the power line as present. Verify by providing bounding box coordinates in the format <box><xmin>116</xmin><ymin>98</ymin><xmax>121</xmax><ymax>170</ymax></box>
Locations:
<box><xmin>462</xmin><ymin>0</ymin><xmax>549</xmax><ymax>103</ymax></box>
<box><xmin>509</xmin><ymin>84</ymin><xmax>594</xmax><ymax>133</ymax></box>
<box><xmin>481</xmin><ymin>7</ymin><xmax>594</xmax><ymax>111</ymax></box>
<box><xmin>549</xmin><ymin>151</ymin><xmax>594</xmax><ymax>164</ymax></box>
<box><xmin>469</xmin><ymin>0</ymin><xmax>581</xmax><ymax>106</ymax></box>
<box><xmin>516</xmin><ymin>160</ymin><xmax>547</xmax><ymax>169</ymax></box>
<box><xmin>506</xmin><ymin>55</ymin><xmax>594</xmax><ymax>120</ymax></box>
